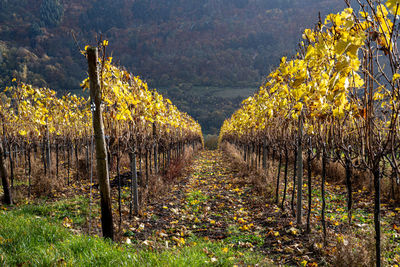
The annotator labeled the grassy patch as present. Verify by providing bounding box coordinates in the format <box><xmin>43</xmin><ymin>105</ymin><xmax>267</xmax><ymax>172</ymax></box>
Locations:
<box><xmin>185</xmin><ymin>190</ymin><xmax>209</xmax><ymax>214</ymax></box>
<box><xmin>16</xmin><ymin>196</ymin><xmax>90</xmax><ymax>227</ymax></box>
<box><xmin>0</xmin><ymin>204</ymin><xmax>270</xmax><ymax>266</ymax></box>
<box><xmin>226</xmin><ymin>225</ymin><xmax>264</xmax><ymax>247</ymax></box>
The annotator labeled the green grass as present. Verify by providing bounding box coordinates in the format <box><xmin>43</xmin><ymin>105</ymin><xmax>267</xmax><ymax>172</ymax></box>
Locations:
<box><xmin>226</xmin><ymin>225</ymin><xmax>264</xmax><ymax>247</ymax></box>
<box><xmin>0</xmin><ymin>201</ymin><xmax>271</xmax><ymax>266</ymax></box>
<box><xmin>385</xmin><ymin>229</ymin><xmax>400</xmax><ymax>264</ymax></box>
<box><xmin>13</xmin><ymin>196</ymin><xmax>91</xmax><ymax>229</ymax></box>
<box><xmin>185</xmin><ymin>190</ymin><xmax>209</xmax><ymax>214</ymax></box>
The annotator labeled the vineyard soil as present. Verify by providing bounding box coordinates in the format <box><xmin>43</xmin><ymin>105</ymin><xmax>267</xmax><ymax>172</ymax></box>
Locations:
<box><xmin>1</xmin><ymin>149</ymin><xmax>400</xmax><ymax>266</ymax></box>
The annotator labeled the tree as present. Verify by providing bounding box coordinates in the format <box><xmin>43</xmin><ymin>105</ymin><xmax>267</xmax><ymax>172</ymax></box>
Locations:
<box><xmin>40</xmin><ymin>0</ymin><xmax>64</xmax><ymax>27</ymax></box>
<box><xmin>81</xmin><ymin>0</ymin><xmax>126</xmax><ymax>32</ymax></box>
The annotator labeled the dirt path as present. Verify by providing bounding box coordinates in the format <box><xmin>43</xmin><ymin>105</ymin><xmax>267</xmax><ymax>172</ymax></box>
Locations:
<box><xmin>126</xmin><ymin>150</ymin><xmax>320</xmax><ymax>266</ymax></box>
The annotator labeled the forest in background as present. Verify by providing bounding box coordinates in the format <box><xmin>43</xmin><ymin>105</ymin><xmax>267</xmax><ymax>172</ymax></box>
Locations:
<box><xmin>0</xmin><ymin>0</ymin><xmax>345</xmax><ymax>134</ymax></box>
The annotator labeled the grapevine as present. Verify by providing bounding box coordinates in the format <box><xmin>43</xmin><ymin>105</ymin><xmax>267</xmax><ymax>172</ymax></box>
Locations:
<box><xmin>219</xmin><ymin>1</ymin><xmax>400</xmax><ymax>265</ymax></box>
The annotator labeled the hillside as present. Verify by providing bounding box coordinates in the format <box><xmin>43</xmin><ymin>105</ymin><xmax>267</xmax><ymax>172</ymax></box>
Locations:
<box><xmin>0</xmin><ymin>0</ymin><xmax>346</xmax><ymax>133</ymax></box>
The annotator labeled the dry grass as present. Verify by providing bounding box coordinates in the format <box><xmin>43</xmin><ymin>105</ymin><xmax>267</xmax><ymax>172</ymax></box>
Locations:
<box><xmin>76</xmin><ymin>158</ymin><xmax>90</xmax><ymax>180</ymax></box>
<box><xmin>221</xmin><ymin>142</ymin><xmax>274</xmax><ymax>197</ymax></box>
<box><xmin>310</xmin><ymin>159</ymin><xmax>345</xmax><ymax>183</ymax></box>
<box><xmin>31</xmin><ymin>167</ymin><xmax>65</xmax><ymax>197</ymax></box>
<box><xmin>310</xmin><ymin>156</ymin><xmax>400</xmax><ymax>204</ymax></box>
<box><xmin>382</xmin><ymin>176</ymin><xmax>400</xmax><ymax>203</ymax></box>
<box><xmin>310</xmin><ymin>157</ymin><xmax>376</xmax><ymax>192</ymax></box>
<box><xmin>139</xmin><ymin>146</ymin><xmax>198</xmax><ymax>205</ymax></box>
<box><xmin>332</xmin><ymin>224</ymin><xmax>391</xmax><ymax>267</ymax></box>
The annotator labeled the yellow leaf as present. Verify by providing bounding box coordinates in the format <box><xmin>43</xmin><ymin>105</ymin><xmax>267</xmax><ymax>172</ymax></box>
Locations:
<box><xmin>287</xmin><ymin>227</ymin><xmax>299</xmax><ymax>235</ymax></box>
<box><xmin>305</xmin><ymin>45</ymin><xmax>315</xmax><ymax>60</ymax></box>
<box><xmin>386</xmin><ymin>0</ymin><xmax>400</xmax><ymax>15</ymax></box>
<box><xmin>373</xmin><ymin>92</ymin><xmax>384</xmax><ymax>101</ymax></box>
<box><xmin>359</xmin><ymin>11</ymin><xmax>369</xmax><ymax>18</ymax></box>
<box><xmin>103</xmin><ymin>40</ymin><xmax>109</xmax><ymax>46</ymax></box>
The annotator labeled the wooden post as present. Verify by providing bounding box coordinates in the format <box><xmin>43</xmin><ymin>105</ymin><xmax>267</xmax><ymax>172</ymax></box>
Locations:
<box><xmin>8</xmin><ymin>143</ymin><xmax>14</xmax><ymax>187</ymax></box>
<box><xmin>86</xmin><ymin>138</ymin><xmax>90</xmax><ymax>175</ymax></box>
<box><xmin>291</xmin><ymin>147</ymin><xmax>297</xmax><ymax>217</ymax></box>
<box><xmin>116</xmin><ymin>140</ymin><xmax>122</xmax><ymax>226</ymax></box>
<box><xmin>56</xmin><ymin>141</ymin><xmax>59</xmax><ymax>179</ymax></box>
<box><xmin>345</xmin><ymin>149</ymin><xmax>353</xmax><ymax>223</ymax></box>
<box><xmin>154</xmin><ymin>143</ymin><xmax>158</xmax><ymax>174</ymax></box>
<box><xmin>167</xmin><ymin>146</ymin><xmax>171</xmax><ymax>167</ymax></box>
<box><xmin>145</xmin><ymin>148</ymin><xmax>149</xmax><ymax>187</ymax></box>
<box><xmin>162</xmin><ymin>150</ymin><xmax>165</xmax><ymax>172</ymax></box>
<box><xmin>75</xmin><ymin>140</ymin><xmax>79</xmax><ymax>181</ymax></box>
<box><xmin>67</xmin><ymin>141</ymin><xmax>70</xmax><ymax>185</ymax></box>
<box><xmin>41</xmin><ymin>140</ymin><xmax>46</xmax><ymax>175</ymax></box>
<box><xmin>251</xmin><ymin>143</ymin><xmax>255</xmax><ymax>168</ymax></box>
<box><xmin>306</xmin><ymin>138</ymin><xmax>312</xmax><ymax>234</ymax></box>
<box><xmin>46</xmin><ymin>119</ymin><xmax>51</xmax><ymax>174</ymax></box>
<box><xmin>275</xmin><ymin>152</ymin><xmax>282</xmax><ymax>205</ymax></box>
<box><xmin>281</xmin><ymin>147</ymin><xmax>289</xmax><ymax>210</ymax></box>
<box><xmin>139</xmin><ymin>147</ymin><xmax>143</xmax><ymax>185</ymax></box>
<box><xmin>28</xmin><ymin>147</ymin><xmax>32</xmax><ymax>197</ymax></box>
<box><xmin>131</xmin><ymin>146</ymin><xmax>139</xmax><ymax>215</ymax></box>
<box><xmin>373</xmin><ymin>161</ymin><xmax>381</xmax><ymax>267</ymax></box>
<box><xmin>296</xmin><ymin>114</ymin><xmax>303</xmax><ymax>226</ymax></box>
<box><xmin>149</xmin><ymin>148</ymin><xmax>152</xmax><ymax>175</ymax></box>
<box><xmin>321</xmin><ymin>145</ymin><xmax>327</xmax><ymax>245</ymax></box>
<box><xmin>0</xmin><ymin>142</ymin><xmax>12</xmax><ymax>204</ymax></box>
<box><xmin>262</xmin><ymin>142</ymin><xmax>267</xmax><ymax>169</ymax></box>
<box><xmin>247</xmin><ymin>144</ymin><xmax>250</xmax><ymax>166</ymax></box>
<box><xmin>87</xmin><ymin>47</ymin><xmax>114</xmax><ymax>241</ymax></box>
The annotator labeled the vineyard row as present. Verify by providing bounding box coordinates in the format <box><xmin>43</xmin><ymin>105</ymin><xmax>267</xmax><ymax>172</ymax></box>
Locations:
<box><xmin>0</xmin><ymin>44</ymin><xmax>204</xmax><ymax>241</ymax></box>
<box><xmin>219</xmin><ymin>1</ymin><xmax>400</xmax><ymax>266</ymax></box>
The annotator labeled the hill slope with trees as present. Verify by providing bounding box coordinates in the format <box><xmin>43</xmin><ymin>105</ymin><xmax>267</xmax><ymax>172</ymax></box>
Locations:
<box><xmin>0</xmin><ymin>0</ymin><xmax>345</xmax><ymax>133</ymax></box>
